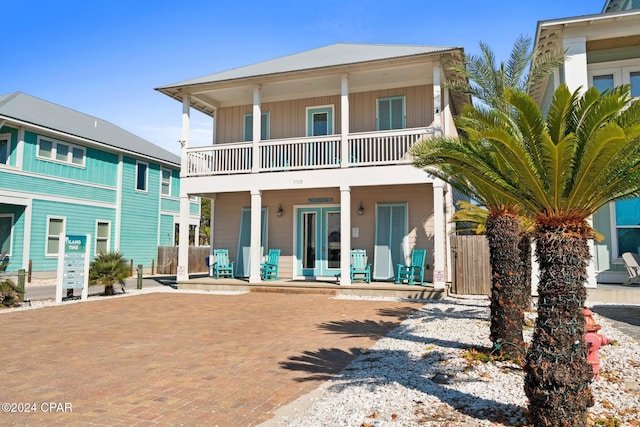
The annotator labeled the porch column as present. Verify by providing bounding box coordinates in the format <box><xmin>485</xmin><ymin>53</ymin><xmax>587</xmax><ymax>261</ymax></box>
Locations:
<box><xmin>249</xmin><ymin>189</ymin><xmax>262</xmax><ymax>283</ymax></box>
<box><xmin>432</xmin><ymin>65</ymin><xmax>442</xmax><ymax>133</ymax></box>
<box><xmin>177</xmin><ymin>95</ymin><xmax>191</xmax><ymax>282</ymax></box>
<box><xmin>252</xmin><ymin>85</ymin><xmax>261</xmax><ymax>173</ymax></box>
<box><xmin>212</xmin><ymin>108</ymin><xmax>217</xmax><ymax>144</ymax></box>
<box><xmin>339</xmin><ymin>185</ymin><xmax>352</xmax><ymax>285</ymax></box>
<box><xmin>433</xmin><ymin>179</ymin><xmax>446</xmax><ymax>290</ymax></box>
<box><xmin>563</xmin><ymin>36</ymin><xmax>588</xmax><ymax>95</ymax></box>
<box><xmin>340</xmin><ymin>74</ymin><xmax>350</xmax><ymax>168</ymax></box>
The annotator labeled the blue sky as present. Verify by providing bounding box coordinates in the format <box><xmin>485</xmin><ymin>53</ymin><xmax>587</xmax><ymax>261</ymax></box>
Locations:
<box><xmin>3</xmin><ymin>0</ymin><xmax>604</xmax><ymax>156</ymax></box>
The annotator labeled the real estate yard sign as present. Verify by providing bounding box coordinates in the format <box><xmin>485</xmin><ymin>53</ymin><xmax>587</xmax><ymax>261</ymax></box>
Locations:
<box><xmin>56</xmin><ymin>234</ymin><xmax>90</xmax><ymax>303</ymax></box>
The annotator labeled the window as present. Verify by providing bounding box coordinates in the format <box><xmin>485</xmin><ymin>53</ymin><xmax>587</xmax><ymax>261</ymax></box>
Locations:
<box><xmin>37</xmin><ymin>136</ymin><xmax>85</xmax><ymax>167</ymax></box>
<box><xmin>306</xmin><ymin>106</ymin><xmax>333</xmax><ymax>136</ymax></box>
<box><xmin>243</xmin><ymin>112</ymin><xmax>270</xmax><ymax>142</ymax></box>
<box><xmin>592</xmin><ymin>74</ymin><xmax>614</xmax><ymax>93</ymax></box>
<box><xmin>95</xmin><ymin>221</ymin><xmax>110</xmax><ymax>255</ymax></box>
<box><xmin>0</xmin><ymin>134</ymin><xmax>10</xmax><ymax>165</ymax></box>
<box><xmin>0</xmin><ymin>214</ymin><xmax>13</xmax><ymax>256</ymax></box>
<box><xmin>46</xmin><ymin>217</ymin><xmax>65</xmax><ymax>256</ymax></box>
<box><xmin>136</xmin><ymin>161</ymin><xmax>148</xmax><ymax>191</ymax></box>
<box><xmin>377</xmin><ymin>96</ymin><xmax>405</xmax><ymax>130</ymax></box>
<box><xmin>630</xmin><ymin>71</ymin><xmax>640</xmax><ymax>98</ymax></box>
<box><xmin>161</xmin><ymin>169</ymin><xmax>171</xmax><ymax>196</ymax></box>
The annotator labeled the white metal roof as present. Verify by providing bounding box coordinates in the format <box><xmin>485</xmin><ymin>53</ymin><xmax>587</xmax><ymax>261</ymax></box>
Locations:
<box><xmin>0</xmin><ymin>92</ymin><xmax>180</xmax><ymax>166</ymax></box>
<box><xmin>158</xmin><ymin>43</ymin><xmax>459</xmax><ymax>89</ymax></box>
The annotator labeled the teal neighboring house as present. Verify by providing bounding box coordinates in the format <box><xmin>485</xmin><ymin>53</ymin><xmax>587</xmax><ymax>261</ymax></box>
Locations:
<box><xmin>0</xmin><ymin>92</ymin><xmax>200</xmax><ymax>275</ymax></box>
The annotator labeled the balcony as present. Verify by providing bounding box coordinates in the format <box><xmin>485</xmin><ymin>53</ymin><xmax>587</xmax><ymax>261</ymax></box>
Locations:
<box><xmin>184</xmin><ymin>127</ymin><xmax>436</xmax><ymax>177</ymax></box>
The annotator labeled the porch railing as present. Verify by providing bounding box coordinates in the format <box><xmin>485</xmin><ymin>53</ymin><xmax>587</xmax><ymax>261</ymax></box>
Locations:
<box><xmin>184</xmin><ymin>127</ymin><xmax>435</xmax><ymax>177</ymax></box>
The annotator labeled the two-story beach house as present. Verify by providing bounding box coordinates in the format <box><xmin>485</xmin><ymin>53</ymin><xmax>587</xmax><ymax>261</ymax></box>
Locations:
<box><xmin>531</xmin><ymin>0</ymin><xmax>640</xmax><ymax>284</ymax></box>
<box><xmin>156</xmin><ymin>43</ymin><xmax>469</xmax><ymax>288</ymax></box>
<box><xmin>0</xmin><ymin>92</ymin><xmax>200</xmax><ymax>277</ymax></box>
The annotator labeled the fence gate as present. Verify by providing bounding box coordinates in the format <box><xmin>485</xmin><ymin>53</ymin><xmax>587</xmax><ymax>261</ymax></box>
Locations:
<box><xmin>157</xmin><ymin>246</ymin><xmax>210</xmax><ymax>275</ymax></box>
<box><xmin>450</xmin><ymin>235</ymin><xmax>491</xmax><ymax>295</ymax></box>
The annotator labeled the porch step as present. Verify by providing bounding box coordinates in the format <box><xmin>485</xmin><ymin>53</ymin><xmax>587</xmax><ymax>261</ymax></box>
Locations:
<box><xmin>250</xmin><ymin>285</ymin><xmax>339</xmax><ymax>296</ymax></box>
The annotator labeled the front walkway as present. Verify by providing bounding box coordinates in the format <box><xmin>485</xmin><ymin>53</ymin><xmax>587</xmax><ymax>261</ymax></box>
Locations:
<box><xmin>0</xmin><ymin>292</ymin><xmax>423</xmax><ymax>426</ymax></box>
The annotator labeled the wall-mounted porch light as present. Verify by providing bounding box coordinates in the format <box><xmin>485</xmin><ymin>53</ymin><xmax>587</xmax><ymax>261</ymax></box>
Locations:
<box><xmin>277</xmin><ymin>204</ymin><xmax>284</xmax><ymax>217</ymax></box>
<box><xmin>358</xmin><ymin>202</ymin><xmax>364</xmax><ymax>215</ymax></box>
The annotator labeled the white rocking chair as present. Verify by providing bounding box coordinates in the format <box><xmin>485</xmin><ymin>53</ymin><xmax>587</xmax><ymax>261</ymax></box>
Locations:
<box><xmin>621</xmin><ymin>252</ymin><xmax>640</xmax><ymax>286</ymax></box>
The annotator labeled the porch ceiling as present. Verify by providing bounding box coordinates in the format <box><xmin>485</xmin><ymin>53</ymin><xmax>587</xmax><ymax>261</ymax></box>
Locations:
<box><xmin>157</xmin><ymin>54</ymin><xmax>459</xmax><ymax>116</ymax></box>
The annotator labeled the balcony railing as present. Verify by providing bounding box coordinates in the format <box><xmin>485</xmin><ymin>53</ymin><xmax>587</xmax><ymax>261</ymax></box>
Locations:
<box><xmin>184</xmin><ymin>127</ymin><xmax>436</xmax><ymax>177</ymax></box>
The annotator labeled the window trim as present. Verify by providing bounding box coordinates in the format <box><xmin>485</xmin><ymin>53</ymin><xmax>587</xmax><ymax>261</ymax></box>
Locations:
<box><xmin>0</xmin><ymin>133</ymin><xmax>11</xmax><ymax>165</ymax></box>
<box><xmin>95</xmin><ymin>220</ymin><xmax>111</xmax><ymax>255</ymax></box>
<box><xmin>376</xmin><ymin>96</ymin><xmax>406</xmax><ymax>131</ymax></box>
<box><xmin>45</xmin><ymin>216</ymin><xmax>66</xmax><ymax>257</ymax></box>
<box><xmin>36</xmin><ymin>136</ymin><xmax>86</xmax><ymax>167</ymax></box>
<box><xmin>161</xmin><ymin>168</ymin><xmax>172</xmax><ymax>196</ymax></box>
<box><xmin>136</xmin><ymin>160</ymin><xmax>148</xmax><ymax>192</ymax></box>
<box><xmin>305</xmin><ymin>105</ymin><xmax>334</xmax><ymax>137</ymax></box>
<box><xmin>243</xmin><ymin>112</ymin><xmax>270</xmax><ymax>142</ymax></box>
<box><xmin>0</xmin><ymin>213</ymin><xmax>14</xmax><ymax>257</ymax></box>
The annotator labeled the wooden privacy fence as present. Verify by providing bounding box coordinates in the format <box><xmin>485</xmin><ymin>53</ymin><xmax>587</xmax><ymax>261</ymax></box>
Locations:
<box><xmin>157</xmin><ymin>246</ymin><xmax>210</xmax><ymax>275</ymax></box>
<box><xmin>450</xmin><ymin>235</ymin><xmax>491</xmax><ymax>295</ymax></box>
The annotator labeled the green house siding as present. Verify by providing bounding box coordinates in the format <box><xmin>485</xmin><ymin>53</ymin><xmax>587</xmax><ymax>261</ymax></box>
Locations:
<box><xmin>0</xmin><ymin>126</ymin><xmax>18</xmax><ymax>167</ymax></box>
<box><xmin>161</xmin><ymin>197</ymin><xmax>179</xmax><ymax>212</ymax></box>
<box><xmin>159</xmin><ymin>214</ymin><xmax>176</xmax><ymax>246</ymax></box>
<box><xmin>190</xmin><ymin>201</ymin><xmax>200</xmax><ymax>216</ymax></box>
<box><xmin>119</xmin><ymin>156</ymin><xmax>161</xmax><ymax>266</ymax></box>
<box><xmin>0</xmin><ymin>204</ymin><xmax>25</xmax><ymax>272</ymax></box>
<box><xmin>21</xmin><ymin>130</ymin><xmax>120</xmax><ymax>187</ymax></box>
<box><xmin>29</xmin><ymin>199</ymin><xmax>116</xmax><ymax>271</ymax></box>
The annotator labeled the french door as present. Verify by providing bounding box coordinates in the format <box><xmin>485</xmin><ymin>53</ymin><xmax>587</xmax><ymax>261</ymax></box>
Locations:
<box><xmin>297</xmin><ymin>207</ymin><xmax>340</xmax><ymax>277</ymax></box>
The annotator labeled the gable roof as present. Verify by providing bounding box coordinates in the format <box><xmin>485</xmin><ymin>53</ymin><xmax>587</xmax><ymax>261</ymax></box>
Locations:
<box><xmin>158</xmin><ymin>43</ymin><xmax>460</xmax><ymax>89</ymax></box>
<box><xmin>0</xmin><ymin>92</ymin><xmax>180</xmax><ymax>166</ymax></box>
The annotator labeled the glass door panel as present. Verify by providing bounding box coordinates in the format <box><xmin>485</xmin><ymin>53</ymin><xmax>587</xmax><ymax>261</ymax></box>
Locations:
<box><xmin>302</xmin><ymin>212</ymin><xmax>317</xmax><ymax>269</ymax></box>
<box><xmin>326</xmin><ymin>211</ymin><xmax>340</xmax><ymax>269</ymax></box>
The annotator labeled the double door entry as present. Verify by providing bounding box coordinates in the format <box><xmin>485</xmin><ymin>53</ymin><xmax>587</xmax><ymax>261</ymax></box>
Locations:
<box><xmin>296</xmin><ymin>207</ymin><xmax>340</xmax><ymax>277</ymax></box>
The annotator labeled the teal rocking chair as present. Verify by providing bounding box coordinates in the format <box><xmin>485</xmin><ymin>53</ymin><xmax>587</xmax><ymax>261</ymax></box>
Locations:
<box><xmin>260</xmin><ymin>249</ymin><xmax>280</xmax><ymax>280</ymax></box>
<box><xmin>395</xmin><ymin>249</ymin><xmax>427</xmax><ymax>285</ymax></box>
<box><xmin>210</xmin><ymin>249</ymin><xmax>235</xmax><ymax>278</ymax></box>
<box><xmin>350</xmin><ymin>249</ymin><xmax>371</xmax><ymax>283</ymax></box>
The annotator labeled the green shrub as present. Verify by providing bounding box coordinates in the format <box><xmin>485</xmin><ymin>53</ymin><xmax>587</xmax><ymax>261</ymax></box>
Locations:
<box><xmin>0</xmin><ymin>278</ymin><xmax>19</xmax><ymax>307</ymax></box>
<box><xmin>89</xmin><ymin>252</ymin><xmax>129</xmax><ymax>295</ymax></box>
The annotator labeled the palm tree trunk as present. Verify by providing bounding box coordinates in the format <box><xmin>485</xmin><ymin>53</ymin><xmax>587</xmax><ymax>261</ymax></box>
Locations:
<box><xmin>519</xmin><ymin>234</ymin><xmax>532</xmax><ymax>310</ymax></box>
<box><xmin>524</xmin><ymin>222</ymin><xmax>594</xmax><ymax>427</ymax></box>
<box><xmin>486</xmin><ymin>211</ymin><xmax>525</xmax><ymax>359</ymax></box>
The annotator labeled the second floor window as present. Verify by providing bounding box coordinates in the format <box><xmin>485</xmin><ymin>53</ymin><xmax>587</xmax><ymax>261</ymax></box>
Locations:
<box><xmin>377</xmin><ymin>96</ymin><xmax>405</xmax><ymax>131</ymax></box>
<box><xmin>136</xmin><ymin>161</ymin><xmax>148</xmax><ymax>192</ymax></box>
<box><xmin>37</xmin><ymin>136</ymin><xmax>85</xmax><ymax>167</ymax></box>
<box><xmin>243</xmin><ymin>112</ymin><xmax>270</xmax><ymax>141</ymax></box>
<box><xmin>161</xmin><ymin>169</ymin><xmax>171</xmax><ymax>196</ymax></box>
<box><xmin>0</xmin><ymin>138</ymin><xmax>8</xmax><ymax>165</ymax></box>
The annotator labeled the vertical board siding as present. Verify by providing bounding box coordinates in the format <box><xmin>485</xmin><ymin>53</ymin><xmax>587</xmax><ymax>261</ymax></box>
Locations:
<box><xmin>29</xmin><ymin>199</ymin><xmax>116</xmax><ymax>272</ymax></box>
<box><xmin>450</xmin><ymin>235</ymin><xmax>491</xmax><ymax>295</ymax></box>
<box><xmin>212</xmin><ymin>184</ymin><xmax>435</xmax><ymax>280</ymax></box>
<box><xmin>119</xmin><ymin>156</ymin><xmax>161</xmax><ymax>268</ymax></box>
<box><xmin>157</xmin><ymin>246</ymin><xmax>209</xmax><ymax>274</ymax></box>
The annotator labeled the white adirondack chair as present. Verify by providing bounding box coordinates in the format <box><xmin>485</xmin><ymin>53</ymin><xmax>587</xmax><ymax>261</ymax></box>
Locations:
<box><xmin>622</xmin><ymin>252</ymin><xmax>640</xmax><ymax>286</ymax></box>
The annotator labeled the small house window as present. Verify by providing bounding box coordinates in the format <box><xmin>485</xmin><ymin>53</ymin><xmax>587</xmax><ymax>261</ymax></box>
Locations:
<box><xmin>161</xmin><ymin>169</ymin><xmax>171</xmax><ymax>196</ymax></box>
<box><xmin>46</xmin><ymin>217</ymin><xmax>65</xmax><ymax>256</ymax></box>
<box><xmin>37</xmin><ymin>136</ymin><xmax>85</xmax><ymax>167</ymax></box>
<box><xmin>243</xmin><ymin>112</ymin><xmax>270</xmax><ymax>142</ymax></box>
<box><xmin>377</xmin><ymin>96</ymin><xmax>405</xmax><ymax>130</ymax></box>
<box><xmin>592</xmin><ymin>74</ymin><xmax>615</xmax><ymax>93</ymax></box>
<box><xmin>0</xmin><ymin>136</ymin><xmax>8</xmax><ymax>165</ymax></box>
<box><xmin>136</xmin><ymin>161</ymin><xmax>148</xmax><ymax>192</ymax></box>
<box><xmin>95</xmin><ymin>221</ymin><xmax>110</xmax><ymax>255</ymax></box>
<box><xmin>0</xmin><ymin>214</ymin><xmax>13</xmax><ymax>256</ymax></box>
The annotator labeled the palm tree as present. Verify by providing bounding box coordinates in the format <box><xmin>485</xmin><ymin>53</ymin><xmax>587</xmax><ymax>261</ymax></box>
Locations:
<box><xmin>419</xmin><ymin>36</ymin><xmax>565</xmax><ymax>359</ymax></box>
<box><xmin>435</xmin><ymin>84</ymin><xmax>640</xmax><ymax>426</ymax></box>
<box><xmin>89</xmin><ymin>251</ymin><xmax>130</xmax><ymax>296</ymax></box>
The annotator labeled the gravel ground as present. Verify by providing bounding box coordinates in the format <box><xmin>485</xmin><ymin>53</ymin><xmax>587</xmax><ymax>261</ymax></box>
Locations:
<box><xmin>272</xmin><ymin>297</ymin><xmax>640</xmax><ymax>427</ymax></box>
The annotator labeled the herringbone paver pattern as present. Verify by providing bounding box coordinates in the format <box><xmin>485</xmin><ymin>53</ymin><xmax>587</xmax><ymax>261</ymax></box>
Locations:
<box><xmin>0</xmin><ymin>292</ymin><xmax>421</xmax><ymax>426</ymax></box>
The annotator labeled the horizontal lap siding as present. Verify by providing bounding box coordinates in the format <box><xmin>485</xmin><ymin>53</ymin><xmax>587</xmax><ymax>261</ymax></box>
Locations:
<box><xmin>159</xmin><ymin>214</ymin><xmax>176</xmax><ymax>247</ymax></box>
<box><xmin>0</xmin><ymin>205</ymin><xmax>25</xmax><ymax>271</ymax></box>
<box><xmin>119</xmin><ymin>156</ymin><xmax>161</xmax><ymax>268</ymax></box>
<box><xmin>29</xmin><ymin>199</ymin><xmax>116</xmax><ymax>271</ymax></box>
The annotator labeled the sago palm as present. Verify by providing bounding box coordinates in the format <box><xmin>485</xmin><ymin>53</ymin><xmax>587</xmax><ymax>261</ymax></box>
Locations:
<box><xmin>89</xmin><ymin>251</ymin><xmax>129</xmax><ymax>296</ymax></box>
<box><xmin>458</xmin><ymin>84</ymin><xmax>640</xmax><ymax>426</ymax></box>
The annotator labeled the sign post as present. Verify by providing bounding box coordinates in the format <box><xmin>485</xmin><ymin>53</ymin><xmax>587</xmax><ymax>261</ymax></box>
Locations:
<box><xmin>56</xmin><ymin>234</ymin><xmax>91</xmax><ymax>303</ymax></box>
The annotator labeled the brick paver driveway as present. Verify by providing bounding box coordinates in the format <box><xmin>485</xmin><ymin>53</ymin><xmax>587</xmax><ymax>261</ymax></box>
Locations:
<box><xmin>1</xmin><ymin>292</ymin><xmax>422</xmax><ymax>426</ymax></box>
